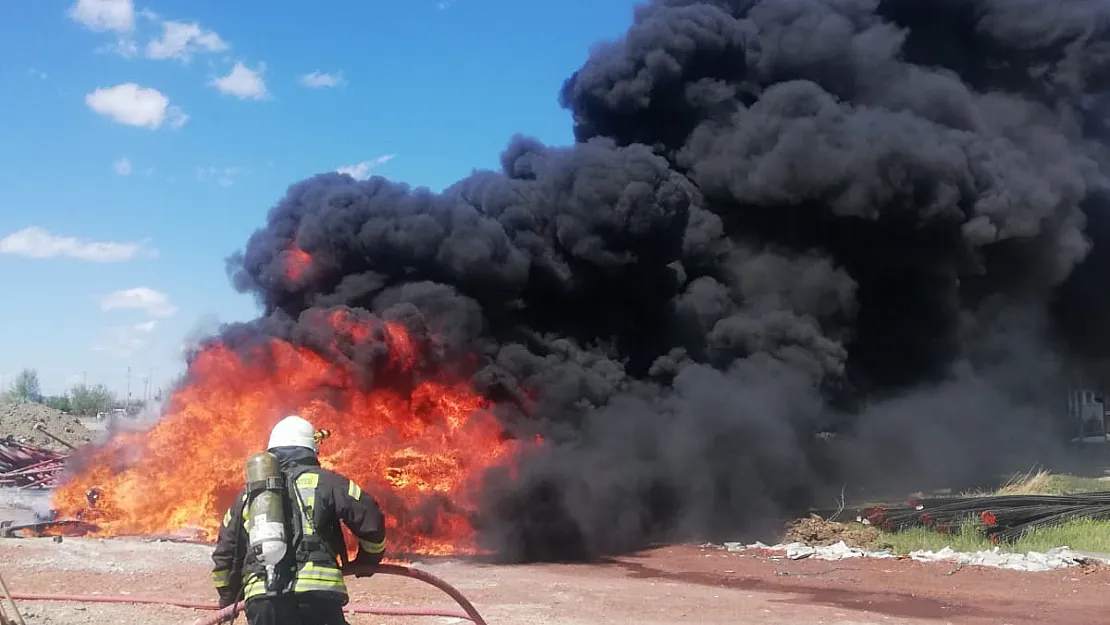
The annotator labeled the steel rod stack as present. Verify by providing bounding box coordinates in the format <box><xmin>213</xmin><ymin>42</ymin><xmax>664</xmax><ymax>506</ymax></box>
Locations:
<box><xmin>0</xmin><ymin>438</ymin><xmax>68</xmax><ymax>489</ymax></box>
<box><xmin>822</xmin><ymin>491</ymin><xmax>1110</xmax><ymax>543</ymax></box>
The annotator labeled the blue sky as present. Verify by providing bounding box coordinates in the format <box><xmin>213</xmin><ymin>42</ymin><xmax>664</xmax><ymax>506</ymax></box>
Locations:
<box><xmin>0</xmin><ymin>0</ymin><xmax>639</xmax><ymax>398</ymax></box>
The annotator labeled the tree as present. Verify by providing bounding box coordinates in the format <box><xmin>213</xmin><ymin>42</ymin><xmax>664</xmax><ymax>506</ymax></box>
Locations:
<box><xmin>42</xmin><ymin>395</ymin><xmax>72</xmax><ymax>413</ymax></box>
<box><xmin>9</xmin><ymin>369</ymin><xmax>41</xmax><ymax>402</ymax></box>
<box><xmin>69</xmin><ymin>383</ymin><xmax>116</xmax><ymax>416</ymax></box>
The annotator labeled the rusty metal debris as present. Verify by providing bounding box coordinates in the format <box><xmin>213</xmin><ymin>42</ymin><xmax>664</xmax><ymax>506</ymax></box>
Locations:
<box><xmin>0</xmin><ymin>520</ymin><xmax>97</xmax><ymax>539</ymax></box>
<box><xmin>0</xmin><ymin>438</ymin><xmax>68</xmax><ymax>489</ymax></box>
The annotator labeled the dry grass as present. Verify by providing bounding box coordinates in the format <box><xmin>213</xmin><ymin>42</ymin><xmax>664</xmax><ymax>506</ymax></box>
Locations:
<box><xmin>951</xmin><ymin>469</ymin><xmax>1110</xmax><ymax>497</ymax></box>
<box><xmin>994</xmin><ymin>469</ymin><xmax>1057</xmax><ymax>495</ymax></box>
<box><xmin>993</xmin><ymin>469</ymin><xmax>1110</xmax><ymax>496</ymax></box>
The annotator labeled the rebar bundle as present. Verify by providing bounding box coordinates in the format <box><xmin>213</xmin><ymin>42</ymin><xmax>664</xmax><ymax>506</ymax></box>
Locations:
<box><xmin>823</xmin><ymin>492</ymin><xmax>1110</xmax><ymax>543</ymax></box>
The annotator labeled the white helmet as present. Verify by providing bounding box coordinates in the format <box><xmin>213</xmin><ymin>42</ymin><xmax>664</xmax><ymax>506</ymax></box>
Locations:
<box><xmin>267</xmin><ymin>415</ymin><xmax>317</xmax><ymax>452</ymax></box>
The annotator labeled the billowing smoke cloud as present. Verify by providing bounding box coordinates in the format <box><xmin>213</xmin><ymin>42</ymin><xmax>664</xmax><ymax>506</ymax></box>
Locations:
<box><xmin>221</xmin><ymin>0</ymin><xmax>1110</xmax><ymax>561</ymax></box>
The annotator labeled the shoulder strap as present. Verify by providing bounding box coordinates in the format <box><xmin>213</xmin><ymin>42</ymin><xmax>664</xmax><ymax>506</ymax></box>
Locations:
<box><xmin>286</xmin><ymin>466</ymin><xmax>346</xmax><ymax>567</ymax></box>
<box><xmin>283</xmin><ymin>466</ymin><xmax>309</xmax><ymax>539</ymax></box>
<box><xmin>285</xmin><ymin>465</ymin><xmax>317</xmax><ymax>533</ymax></box>
<box><xmin>284</xmin><ymin>465</ymin><xmax>329</xmax><ymax>550</ymax></box>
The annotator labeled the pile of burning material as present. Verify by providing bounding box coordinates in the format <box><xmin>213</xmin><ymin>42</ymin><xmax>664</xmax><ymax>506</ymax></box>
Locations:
<box><xmin>849</xmin><ymin>492</ymin><xmax>1110</xmax><ymax>543</ymax></box>
<box><xmin>0</xmin><ymin>438</ymin><xmax>68</xmax><ymax>489</ymax></box>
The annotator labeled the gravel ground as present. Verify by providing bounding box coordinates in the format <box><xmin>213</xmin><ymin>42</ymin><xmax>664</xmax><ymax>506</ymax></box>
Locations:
<box><xmin>2</xmin><ymin>537</ymin><xmax>213</xmax><ymax>573</ymax></box>
<box><xmin>1</xmin><ymin>537</ymin><xmax>1108</xmax><ymax>625</ymax></box>
<box><xmin>0</xmin><ymin>399</ymin><xmax>92</xmax><ymax>450</ymax></box>
<box><xmin>15</xmin><ymin>603</ymin><xmax>200</xmax><ymax>625</ymax></box>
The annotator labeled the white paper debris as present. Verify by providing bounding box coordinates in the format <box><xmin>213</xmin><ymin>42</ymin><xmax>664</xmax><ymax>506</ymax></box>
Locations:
<box><xmin>724</xmin><ymin>540</ymin><xmax>1095</xmax><ymax>572</ymax></box>
<box><xmin>906</xmin><ymin>546</ymin><xmax>1088</xmax><ymax>572</ymax></box>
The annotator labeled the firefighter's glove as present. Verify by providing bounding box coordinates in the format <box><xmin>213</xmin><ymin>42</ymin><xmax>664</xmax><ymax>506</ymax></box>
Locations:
<box><xmin>350</xmin><ymin>550</ymin><xmax>382</xmax><ymax>578</ymax></box>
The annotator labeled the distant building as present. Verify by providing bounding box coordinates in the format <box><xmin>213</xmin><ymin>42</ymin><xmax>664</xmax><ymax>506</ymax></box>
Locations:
<box><xmin>1067</xmin><ymin>387</ymin><xmax>1108</xmax><ymax>443</ymax></box>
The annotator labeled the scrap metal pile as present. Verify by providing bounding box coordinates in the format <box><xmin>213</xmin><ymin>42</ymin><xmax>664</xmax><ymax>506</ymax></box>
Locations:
<box><xmin>852</xmin><ymin>492</ymin><xmax>1110</xmax><ymax>543</ymax></box>
<box><xmin>0</xmin><ymin>437</ymin><xmax>68</xmax><ymax>489</ymax></box>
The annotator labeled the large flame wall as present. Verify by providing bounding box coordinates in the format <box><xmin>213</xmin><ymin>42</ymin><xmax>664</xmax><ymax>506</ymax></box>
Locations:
<box><xmin>52</xmin><ymin>323</ymin><xmax>524</xmax><ymax>556</ymax></box>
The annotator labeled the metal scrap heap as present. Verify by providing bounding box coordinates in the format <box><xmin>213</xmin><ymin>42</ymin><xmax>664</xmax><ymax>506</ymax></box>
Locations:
<box><xmin>0</xmin><ymin>437</ymin><xmax>68</xmax><ymax>489</ymax></box>
<box><xmin>854</xmin><ymin>492</ymin><xmax>1110</xmax><ymax>543</ymax></box>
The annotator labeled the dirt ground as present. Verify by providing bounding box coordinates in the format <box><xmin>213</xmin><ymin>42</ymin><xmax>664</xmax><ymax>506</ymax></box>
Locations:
<box><xmin>1</xmin><ymin>537</ymin><xmax>1108</xmax><ymax>625</ymax></box>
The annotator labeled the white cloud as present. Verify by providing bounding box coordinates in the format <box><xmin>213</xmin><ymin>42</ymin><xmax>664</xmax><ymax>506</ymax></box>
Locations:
<box><xmin>68</xmin><ymin>0</ymin><xmax>134</xmax><ymax>32</ymax></box>
<box><xmin>146</xmin><ymin>20</ymin><xmax>228</xmax><ymax>61</ymax></box>
<box><xmin>85</xmin><ymin>83</ymin><xmax>188</xmax><ymax>129</ymax></box>
<box><xmin>134</xmin><ymin>319</ymin><xmax>158</xmax><ymax>332</ymax></box>
<box><xmin>0</xmin><ymin>227</ymin><xmax>153</xmax><ymax>263</ymax></box>
<box><xmin>299</xmin><ymin>71</ymin><xmax>343</xmax><ymax>88</ymax></box>
<box><xmin>97</xmin><ymin>37</ymin><xmax>139</xmax><ymax>58</ymax></box>
<box><xmin>437</xmin><ymin>0</ymin><xmax>458</xmax><ymax>9</ymax></box>
<box><xmin>337</xmin><ymin>154</ymin><xmax>396</xmax><ymax>180</ymax></box>
<box><xmin>27</xmin><ymin>68</ymin><xmax>47</xmax><ymax>80</ymax></box>
<box><xmin>95</xmin><ymin>287</ymin><xmax>172</xmax><ymax>355</ymax></box>
<box><xmin>196</xmin><ymin>165</ymin><xmax>244</xmax><ymax>187</ymax></box>
<box><xmin>211</xmin><ymin>62</ymin><xmax>268</xmax><ymax>99</ymax></box>
<box><xmin>114</xmin><ymin>156</ymin><xmax>132</xmax><ymax>175</ymax></box>
<box><xmin>101</xmin><ymin>287</ymin><xmax>177</xmax><ymax>318</ymax></box>
<box><xmin>91</xmin><ymin>320</ymin><xmax>158</xmax><ymax>356</ymax></box>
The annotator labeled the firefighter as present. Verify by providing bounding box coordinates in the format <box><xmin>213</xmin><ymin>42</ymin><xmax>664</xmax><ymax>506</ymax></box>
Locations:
<box><xmin>211</xmin><ymin>415</ymin><xmax>387</xmax><ymax>625</ymax></box>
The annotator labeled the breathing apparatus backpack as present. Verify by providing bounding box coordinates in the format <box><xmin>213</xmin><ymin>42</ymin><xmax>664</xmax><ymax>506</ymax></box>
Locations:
<box><xmin>244</xmin><ymin>451</ymin><xmax>290</xmax><ymax>592</ymax></box>
<box><xmin>243</xmin><ymin>449</ymin><xmax>345</xmax><ymax>595</ymax></box>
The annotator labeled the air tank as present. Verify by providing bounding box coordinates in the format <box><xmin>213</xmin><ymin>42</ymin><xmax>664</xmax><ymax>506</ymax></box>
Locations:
<box><xmin>244</xmin><ymin>451</ymin><xmax>287</xmax><ymax>590</ymax></box>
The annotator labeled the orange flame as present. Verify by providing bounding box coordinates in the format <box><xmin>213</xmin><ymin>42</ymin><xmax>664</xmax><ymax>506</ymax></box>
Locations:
<box><xmin>285</xmin><ymin>246</ymin><xmax>312</xmax><ymax>281</ymax></box>
<box><xmin>52</xmin><ymin>317</ymin><xmax>533</xmax><ymax>556</ymax></box>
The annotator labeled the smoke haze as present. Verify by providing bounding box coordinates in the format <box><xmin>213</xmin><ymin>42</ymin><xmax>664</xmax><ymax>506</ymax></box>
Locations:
<box><xmin>219</xmin><ymin>0</ymin><xmax>1110</xmax><ymax>561</ymax></box>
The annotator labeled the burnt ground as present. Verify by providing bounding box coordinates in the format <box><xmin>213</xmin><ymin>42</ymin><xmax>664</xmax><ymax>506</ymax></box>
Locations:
<box><xmin>0</xmin><ymin>537</ymin><xmax>1107</xmax><ymax>625</ymax></box>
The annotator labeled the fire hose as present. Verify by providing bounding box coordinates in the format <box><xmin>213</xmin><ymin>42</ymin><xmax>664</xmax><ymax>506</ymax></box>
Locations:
<box><xmin>7</xmin><ymin>564</ymin><xmax>488</xmax><ymax>625</ymax></box>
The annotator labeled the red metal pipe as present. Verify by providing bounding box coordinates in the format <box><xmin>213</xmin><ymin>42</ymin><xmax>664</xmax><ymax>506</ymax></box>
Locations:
<box><xmin>2</xmin><ymin>465</ymin><xmax>63</xmax><ymax>478</ymax></box>
<box><xmin>17</xmin><ymin>475</ymin><xmax>55</xmax><ymax>489</ymax></box>
<box><xmin>0</xmin><ymin>457</ymin><xmax>63</xmax><ymax>476</ymax></box>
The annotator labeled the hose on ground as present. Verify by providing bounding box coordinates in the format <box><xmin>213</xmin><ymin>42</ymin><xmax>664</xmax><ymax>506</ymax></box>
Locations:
<box><xmin>372</xmin><ymin>564</ymin><xmax>487</xmax><ymax>624</ymax></box>
<box><xmin>9</xmin><ymin>563</ymin><xmax>488</xmax><ymax>625</ymax></box>
<box><xmin>7</xmin><ymin>594</ymin><xmax>467</xmax><ymax>622</ymax></box>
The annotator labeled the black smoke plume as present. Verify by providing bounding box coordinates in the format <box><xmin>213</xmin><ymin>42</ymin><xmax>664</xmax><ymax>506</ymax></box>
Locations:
<box><xmin>220</xmin><ymin>0</ymin><xmax>1110</xmax><ymax>561</ymax></box>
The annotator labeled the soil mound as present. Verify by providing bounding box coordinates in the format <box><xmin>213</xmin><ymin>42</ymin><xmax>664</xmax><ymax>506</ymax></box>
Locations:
<box><xmin>0</xmin><ymin>398</ymin><xmax>92</xmax><ymax>450</ymax></box>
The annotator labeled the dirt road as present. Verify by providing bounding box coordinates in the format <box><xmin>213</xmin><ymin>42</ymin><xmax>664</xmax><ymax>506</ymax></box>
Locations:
<box><xmin>1</xmin><ymin>537</ymin><xmax>1106</xmax><ymax>624</ymax></box>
